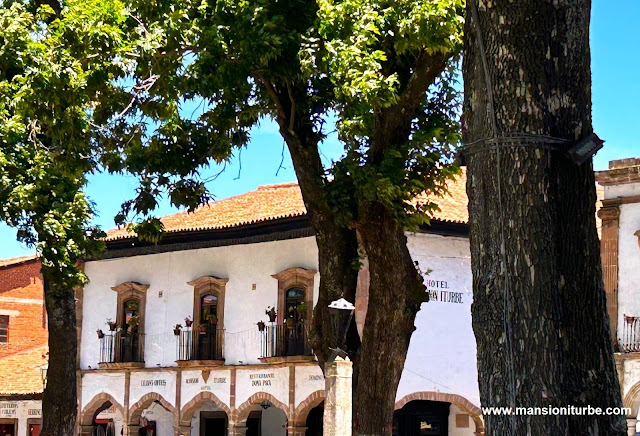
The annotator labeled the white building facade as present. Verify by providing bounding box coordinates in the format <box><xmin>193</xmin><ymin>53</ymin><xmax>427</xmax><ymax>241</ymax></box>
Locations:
<box><xmin>76</xmin><ymin>182</ymin><xmax>483</xmax><ymax>436</ymax></box>
<box><xmin>597</xmin><ymin>158</ymin><xmax>640</xmax><ymax>436</ymax></box>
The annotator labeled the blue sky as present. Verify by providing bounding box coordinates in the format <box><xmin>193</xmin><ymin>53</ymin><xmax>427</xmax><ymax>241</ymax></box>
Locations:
<box><xmin>1</xmin><ymin>0</ymin><xmax>638</xmax><ymax>258</ymax></box>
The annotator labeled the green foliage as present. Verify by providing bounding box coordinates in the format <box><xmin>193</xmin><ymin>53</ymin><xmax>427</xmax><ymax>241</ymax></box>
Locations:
<box><xmin>0</xmin><ymin>0</ymin><xmax>464</xmax><ymax>287</ymax></box>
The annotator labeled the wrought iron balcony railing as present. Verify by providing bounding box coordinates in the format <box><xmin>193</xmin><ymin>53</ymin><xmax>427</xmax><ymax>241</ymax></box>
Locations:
<box><xmin>176</xmin><ymin>325</ymin><xmax>224</xmax><ymax>361</ymax></box>
<box><xmin>259</xmin><ymin>320</ymin><xmax>312</xmax><ymax>358</ymax></box>
<box><xmin>619</xmin><ymin>315</ymin><xmax>640</xmax><ymax>352</ymax></box>
<box><xmin>99</xmin><ymin>331</ymin><xmax>145</xmax><ymax>364</ymax></box>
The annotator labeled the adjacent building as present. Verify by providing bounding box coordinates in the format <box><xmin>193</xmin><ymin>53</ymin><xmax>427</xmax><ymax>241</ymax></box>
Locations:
<box><xmin>596</xmin><ymin>158</ymin><xmax>640</xmax><ymax>436</ymax></box>
<box><xmin>77</xmin><ymin>178</ymin><xmax>484</xmax><ymax>436</ymax></box>
<box><xmin>0</xmin><ymin>256</ymin><xmax>47</xmax><ymax>436</ymax></box>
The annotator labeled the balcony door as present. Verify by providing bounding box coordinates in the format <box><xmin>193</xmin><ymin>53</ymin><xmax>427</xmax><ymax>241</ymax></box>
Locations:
<box><xmin>197</xmin><ymin>293</ymin><xmax>219</xmax><ymax>360</ymax></box>
<box><xmin>120</xmin><ymin>298</ymin><xmax>140</xmax><ymax>362</ymax></box>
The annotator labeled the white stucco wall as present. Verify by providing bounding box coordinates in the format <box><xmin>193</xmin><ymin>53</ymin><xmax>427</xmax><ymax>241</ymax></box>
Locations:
<box><xmin>129</xmin><ymin>371</ymin><xmax>177</xmax><ymax>409</ymax></box>
<box><xmin>180</xmin><ymin>369</ymin><xmax>231</xmax><ymax>409</ymax></box>
<box><xmin>235</xmin><ymin>366</ymin><xmax>289</xmax><ymax>408</ymax></box>
<box><xmin>400</xmin><ymin>233</ymin><xmax>480</xmax><ymax>407</ymax></box>
<box><xmin>81</xmin><ymin>237</ymin><xmax>320</xmax><ymax>370</ymax></box>
<box><xmin>447</xmin><ymin>404</ymin><xmax>476</xmax><ymax>436</ymax></box>
<box><xmin>81</xmin><ymin>372</ymin><xmax>126</xmax><ymax>410</ymax></box>
<box><xmin>0</xmin><ymin>400</ymin><xmax>40</xmax><ymax>436</ymax></box>
<box><xmin>81</xmin><ymin>230</ymin><xmax>481</xmax><ymax>418</ymax></box>
<box><xmin>616</xmin><ymin>202</ymin><xmax>640</xmax><ymax>337</ymax></box>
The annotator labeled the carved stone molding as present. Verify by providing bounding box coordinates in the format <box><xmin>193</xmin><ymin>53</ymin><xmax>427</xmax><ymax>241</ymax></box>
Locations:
<box><xmin>271</xmin><ymin>267</ymin><xmax>317</xmax><ymax>325</ymax></box>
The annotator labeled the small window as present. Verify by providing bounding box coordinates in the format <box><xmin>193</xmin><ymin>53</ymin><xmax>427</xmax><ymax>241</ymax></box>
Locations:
<box><xmin>0</xmin><ymin>315</ymin><xmax>9</xmax><ymax>343</ymax></box>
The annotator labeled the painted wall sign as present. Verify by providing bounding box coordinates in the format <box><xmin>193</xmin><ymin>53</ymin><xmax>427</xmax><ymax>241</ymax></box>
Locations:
<box><xmin>28</xmin><ymin>409</ymin><xmax>41</xmax><ymax>416</ymax></box>
<box><xmin>250</xmin><ymin>373</ymin><xmax>274</xmax><ymax>387</ymax></box>
<box><xmin>141</xmin><ymin>379</ymin><xmax>167</xmax><ymax>386</ymax></box>
<box><xmin>426</xmin><ymin>280</ymin><xmax>463</xmax><ymax>304</ymax></box>
<box><xmin>185</xmin><ymin>378</ymin><xmax>199</xmax><ymax>384</ymax></box>
<box><xmin>308</xmin><ymin>375</ymin><xmax>323</xmax><ymax>381</ymax></box>
<box><xmin>0</xmin><ymin>403</ymin><xmax>17</xmax><ymax>416</ymax></box>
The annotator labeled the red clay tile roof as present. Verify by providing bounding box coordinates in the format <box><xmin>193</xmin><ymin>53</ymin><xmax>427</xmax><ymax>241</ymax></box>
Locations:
<box><xmin>0</xmin><ymin>255</ymin><xmax>37</xmax><ymax>269</ymax></box>
<box><xmin>106</xmin><ymin>182</ymin><xmax>307</xmax><ymax>240</ymax></box>
<box><xmin>106</xmin><ymin>171</ymin><xmax>602</xmax><ymax>240</ymax></box>
<box><xmin>0</xmin><ymin>344</ymin><xmax>48</xmax><ymax>395</ymax></box>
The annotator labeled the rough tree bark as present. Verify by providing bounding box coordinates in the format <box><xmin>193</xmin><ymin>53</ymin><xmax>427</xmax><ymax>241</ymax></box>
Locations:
<box><xmin>41</xmin><ymin>279</ymin><xmax>77</xmax><ymax>436</ymax></box>
<box><xmin>463</xmin><ymin>1</ymin><xmax>626</xmax><ymax>434</ymax></box>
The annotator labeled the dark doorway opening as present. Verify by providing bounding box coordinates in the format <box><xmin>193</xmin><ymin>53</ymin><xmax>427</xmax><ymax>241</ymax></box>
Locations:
<box><xmin>246</xmin><ymin>410</ymin><xmax>262</xmax><ymax>436</ymax></box>
<box><xmin>0</xmin><ymin>422</ymin><xmax>16</xmax><ymax>436</ymax></box>
<box><xmin>392</xmin><ymin>400</ymin><xmax>450</xmax><ymax>436</ymax></box>
<box><xmin>305</xmin><ymin>401</ymin><xmax>324</xmax><ymax>436</ymax></box>
<box><xmin>200</xmin><ymin>411</ymin><xmax>228</xmax><ymax>436</ymax></box>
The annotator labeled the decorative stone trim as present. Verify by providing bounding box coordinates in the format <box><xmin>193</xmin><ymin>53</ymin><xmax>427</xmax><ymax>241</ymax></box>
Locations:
<box><xmin>176</xmin><ymin>359</ymin><xmax>225</xmax><ymax>368</ymax></box>
<box><xmin>128</xmin><ymin>392</ymin><xmax>176</xmax><ymax>424</ymax></box>
<box><xmin>80</xmin><ymin>392</ymin><xmax>125</xmax><ymax>426</ymax></box>
<box><xmin>233</xmin><ymin>392</ymin><xmax>290</xmax><ymax>424</ymax></box>
<box><xmin>258</xmin><ymin>356</ymin><xmax>315</xmax><ymax>365</ymax></box>
<box><xmin>292</xmin><ymin>390</ymin><xmax>325</xmax><ymax>426</ymax></box>
<box><xmin>598</xmin><ymin>205</ymin><xmax>620</xmax><ymax>342</ymax></box>
<box><xmin>394</xmin><ymin>392</ymin><xmax>484</xmax><ymax>434</ymax></box>
<box><xmin>111</xmin><ymin>281</ymin><xmax>149</xmax><ymax>338</ymax></box>
<box><xmin>623</xmin><ymin>381</ymin><xmax>640</xmax><ymax>418</ymax></box>
<box><xmin>271</xmin><ymin>267</ymin><xmax>317</xmax><ymax>325</ymax></box>
<box><xmin>180</xmin><ymin>391</ymin><xmax>231</xmax><ymax>427</ymax></box>
<box><xmin>189</xmin><ymin>275</ymin><xmax>228</xmax><ymax>333</ymax></box>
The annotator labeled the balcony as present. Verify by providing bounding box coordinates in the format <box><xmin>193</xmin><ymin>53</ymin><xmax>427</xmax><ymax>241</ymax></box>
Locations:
<box><xmin>99</xmin><ymin>331</ymin><xmax>145</xmax><ymax>368</ymax></box>
<box><xmin>619</xmin><ymin>315</ymin><xmax>640</xmax><ymax>352</ymax></box>
<box><xmin>259</xmin><ymin>320</ymin><xmax>313</xmax><ymax>363</ymax></box>
<box><xmin>176</xmin><ymin>325</ymin><xmax>224</xmax><ymax>365</ymax></box>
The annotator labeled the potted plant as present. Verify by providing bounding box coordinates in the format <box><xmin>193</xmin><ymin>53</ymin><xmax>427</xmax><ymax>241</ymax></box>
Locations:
<box><xmin>173</xmin><ymin>324</ymin><xmax>182</xmax><ymax>336</ymax></box>
<box><xmin>265</xmin><ymin>306</ymin><xmax>277</xmax><ymax>323</ymax></box>
<box><xmin>184</xmin><ymin>316</ymin><xmax>193</xmax><ymax>328</ymax></box>
<box><xmin>296</xmin><ymin>302</ymin><xmax>308</xmax><ymax>318</ymax></box>
<box><xmin>106</xmin><ymin>318</ymin><xmax>117</xmax><ymax>331</ymax></box>
<box><xmin>127</xmin><ymin>315</ymin><xmax>140</xmax><ymax>331</ymax></box>
<box><xmin>97</xmin><ymin>329</ymin><xmax>105</xmax><ymax>339</ymax></box>
<box><xmin>257</xmin><ymin>320</ymin><xmax>266</xmax><ymax>332</ymax></box>
<box><xmin>203</xmin><ymin>310</ymin><xmax>217</xmax><ymax>325</ymax></box>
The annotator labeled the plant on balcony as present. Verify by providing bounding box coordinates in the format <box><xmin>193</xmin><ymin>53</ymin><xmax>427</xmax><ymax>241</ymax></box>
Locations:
<box><xmin>257</xmin><ymin>320</ymin><xmax>266</xmax><ymax>332</ymax></box>
<box><xmin>203</xmin><ymin>310</ymin><xmax>217</xmax><ymax>324</ymax></box>
<box><xmin>296</xmin><ymin>302</ymin><xmax>308</xmax><ymax>318</ymax></box>
<box><xmin>184</xmin><ymin>316</ymin><xmax>193</xmax><ymax>327</ymax></box>
<box><xmin>96</xmin><ymin>329</ymin><xmax>104</xmax><ymax>339</ymax></box>
<box><xmin>173</xmin><ymin>324</ymin><xmax>182</xmax><ymax>336</ymax></box>
<box><xmin>265</xmin><ymin>306</ymin><xmax>277</xmax><ymax>323</ymax></box>
<box><xmin>106</xmin><ymin>318</ymin><xmax>117</xmax><ymax>331</ymax></box>
<box><xmin>127</xmin><ymin>315</ymin><xmax>140</xmax><ymax>329</ymax></box>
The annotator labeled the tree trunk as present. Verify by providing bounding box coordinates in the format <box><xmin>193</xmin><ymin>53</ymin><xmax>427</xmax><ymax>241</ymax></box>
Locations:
<box><xmin>353</xmin><ymin>203</ymin><xmax>425</xmax><ymax>436</ymax></box>
<box><xmin>41</xmin><ymin>279</ymin><xmax>77</xmax><ymax>436</ymax></box>
<box><xmin>463</xmin><ymin>1</ymin><xmax>626</xmax><ymax>434</ymax></box>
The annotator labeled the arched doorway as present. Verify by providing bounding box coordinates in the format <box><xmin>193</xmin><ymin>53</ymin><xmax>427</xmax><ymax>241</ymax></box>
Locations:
<box><xmin>128</xmin><ymin>393</ymin><xmax>176</xmax><ymax>436</ymax></box>
<box><xmin>304</xmin><ymin>401</ymin><xmax>324</xmax><ymax>436</ymax></box>
<box><xmin>394</xmin><ymin>392</ymin><xmax>483</xmax><ymax>436</ymax></box>
<box><xmin>180</xmin><ymin>392</ymin><xmax>231</xmax><ymax>436</ymax></box>
<box><xmin>235</xmin><ymin>393</ymin><xmax>289</xmax><ymax>436</ymax></box>
<box><xmin>80</xmin><ymin>393</ymin><xmax>125</xmax><ymax>436</ymax></box>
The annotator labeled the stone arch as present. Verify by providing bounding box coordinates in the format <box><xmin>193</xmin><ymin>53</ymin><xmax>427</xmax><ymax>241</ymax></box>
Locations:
<box><xmin>623</xmin><ymin>382</ymin><xmax>640</xmax><ymax>418</ymax></box>
<box><xmin>80</xmin><ymin>392</ymin><xmax>125</xmax><ymax>426</ymax></box>
<box><xmin>233</xmin><ymin>392</ymin><xmax>290</xmax><ymax>425</ymax></box>
<box><xmin>180</xmin><ymin>391</ymin><xmax>231</xmax><ymax>427</ymax></box>
<box><xmin>128</xmin><ymin>392</ymin><xmax>176</xmax><ymax>425</ymax></box>
<box><xmin>395</xmin><ymin>391</ymin><xmax>484</xmax><ymax>434</ymax></box>
<box><xmin>292</xmin><ymin>390</ymin><xmax>325</xmax><ymax>426</ymax></box>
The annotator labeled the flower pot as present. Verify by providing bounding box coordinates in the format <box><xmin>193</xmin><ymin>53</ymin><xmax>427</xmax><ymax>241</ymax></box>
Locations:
<box><xmin>185</xmin><ymin>318</ymin><xmax>193</xmax><ymax>328</ymax></box>
<box><xmin>107</xmin><ymin>322</ymin><xmax>117</xmax><ymax>332</ymax></box>
<box><xmin>173</xmin><ymin>328</ymin><xmax>181</xmax><ymax>336</ymax></box>
<box><xmin>257</xmin><ymin>322</ymin><xmax>266</xmax><ymax>332</ymax></box>
<box><xmin>97</xmin><ymin>330</ymin><xmax>104</xmax><ymax>339</ymax></box>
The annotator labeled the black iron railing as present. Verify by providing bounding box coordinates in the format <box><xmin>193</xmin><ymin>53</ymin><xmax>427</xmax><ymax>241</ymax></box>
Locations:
<box><xmin>177</xmin><ymin>325</ymin><xmax>224</xmax><ymax>361</ymax></box>
<box><xmin>620</xmin><ymin>315</ymin><xmax>640</xmax><ymax>352</ymax></box>
<box><xmin>259</xmin><ymin>320</ymin><xmax>312</xmax><ymax>358</ymax></box>
<box><xmin>99</xmin><ymin>331</ymin><xmax>145</xmax><ymax>363</ymax></box>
